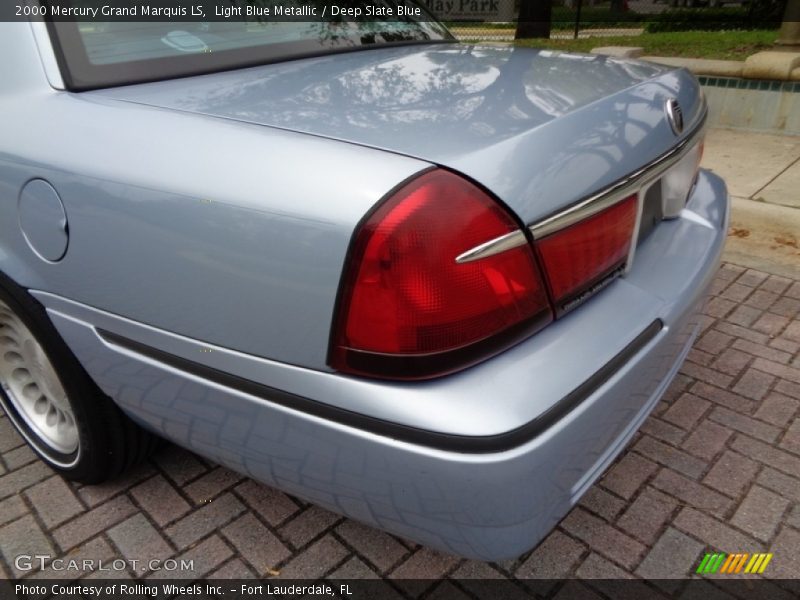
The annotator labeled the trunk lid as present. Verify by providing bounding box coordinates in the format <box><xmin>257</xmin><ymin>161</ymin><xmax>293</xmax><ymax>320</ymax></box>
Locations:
<box><xmin>95</xmin><ymin>43</ymin><xmax>704</xmax><ymax>224</ymax></box>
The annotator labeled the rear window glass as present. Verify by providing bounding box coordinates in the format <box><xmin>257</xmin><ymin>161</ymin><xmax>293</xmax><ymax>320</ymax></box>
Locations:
<box><xmin>46</xmin><ymin>2</ymin><xmax>452</xmax><ymax>90</ymax></box>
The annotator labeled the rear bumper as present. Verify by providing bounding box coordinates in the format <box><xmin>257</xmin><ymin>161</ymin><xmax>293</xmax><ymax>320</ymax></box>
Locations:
<box><xmin>36</xmin><ymin>170</ymin><xmax>728</xmax><ymax>560</ymax></box>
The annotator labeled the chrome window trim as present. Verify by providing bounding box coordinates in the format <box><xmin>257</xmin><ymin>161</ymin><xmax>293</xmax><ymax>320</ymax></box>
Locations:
<box><xmin>28</xmin><ymin>19</ymin><xmax>65</xmax><ymax>90</ymax></box>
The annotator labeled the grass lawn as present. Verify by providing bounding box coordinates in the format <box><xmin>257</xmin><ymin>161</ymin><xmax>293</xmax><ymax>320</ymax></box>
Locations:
<box><xmin>512</xmin><ymin>30</ymin><xmax>779</xmax><ymax>61</ymax></box>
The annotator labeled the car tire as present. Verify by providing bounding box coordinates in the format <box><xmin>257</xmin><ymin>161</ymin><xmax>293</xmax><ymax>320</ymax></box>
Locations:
<box><xmin>0</xmin><ymin>271</ymin><xmax>158</xmax><ymax>483</ymax></box>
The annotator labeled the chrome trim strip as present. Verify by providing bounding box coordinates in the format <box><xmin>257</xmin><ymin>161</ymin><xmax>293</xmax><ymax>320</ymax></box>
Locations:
<box><xmin>455</xmin><ymin>230</ymin><xmax>528</xmax><ymax>264</ymax></box>
<box><xmin>454</xmin><ymin>111</ymin><xmax>706</xmax><ymax>265</ymax></box>
<box><xmin>529</xmin><ymin>119</ymin><xmax>706</xmax><ymax>239</ymax></box>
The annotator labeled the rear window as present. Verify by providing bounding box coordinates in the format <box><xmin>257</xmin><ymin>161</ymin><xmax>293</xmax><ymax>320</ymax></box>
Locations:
<box><xmin>46</xmin><ymin>2</ymin><xmax>452</xmax><ymax>90</ymax></box>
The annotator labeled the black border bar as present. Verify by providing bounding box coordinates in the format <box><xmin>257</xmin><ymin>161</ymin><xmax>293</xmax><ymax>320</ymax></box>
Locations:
<box><xmin>98</xmin><ymin>318</ymin><xmax>663</xmax><ymax>454</ymax></box>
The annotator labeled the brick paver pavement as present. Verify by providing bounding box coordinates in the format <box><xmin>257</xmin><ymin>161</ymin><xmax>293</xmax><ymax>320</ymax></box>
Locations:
<box><xmin>2</xmin><ymin>263</ymin><xmax>800</xmax><ymax>590</ymax></box>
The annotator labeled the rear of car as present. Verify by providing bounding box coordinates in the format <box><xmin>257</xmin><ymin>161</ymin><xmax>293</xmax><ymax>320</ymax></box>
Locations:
<box><xmin>0</xmin><ymin>12</ymin><xmax>728</xmax><ymax>560</ymax></box>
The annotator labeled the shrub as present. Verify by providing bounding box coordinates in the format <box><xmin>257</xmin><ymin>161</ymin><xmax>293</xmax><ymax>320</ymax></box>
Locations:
<box><xmin>644</xmin><ymin>7</ymin><xmax>780</xmax><ymax>32</ymax></box>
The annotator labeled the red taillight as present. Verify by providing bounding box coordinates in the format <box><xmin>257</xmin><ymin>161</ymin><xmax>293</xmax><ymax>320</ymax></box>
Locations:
<box><xmin>330</xmin><ymin>170</ymin><xmax>552</xmax><ymax>380</ymax></box>
<box><xmin>537</xmin><ymin>195</ymin><xmax>638</xmax><ymax>311</ymax></box>
<box><xmin>331</xmin><ymin>172</ymin><xmax>640</xmax><ymax>380</ymax></box>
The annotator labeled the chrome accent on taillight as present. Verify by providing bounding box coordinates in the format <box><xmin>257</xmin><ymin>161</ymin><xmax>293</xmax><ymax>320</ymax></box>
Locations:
<box><xmin>528</xmin><ymin>118</ymin><xmax>706</xmax><ymax>240</ymax></box>
<box><xmin>453</xmin><ymin>108</ymin><xmax>706</xmax><ymax>272</ymax></box>
<box><xmin>454</xmin><ymin>230</ymin><xmax>528</xmax><ymax>264</ymax></box>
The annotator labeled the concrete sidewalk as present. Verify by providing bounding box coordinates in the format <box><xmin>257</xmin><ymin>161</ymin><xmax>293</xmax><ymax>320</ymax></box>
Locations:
<box><xmin>702</xmin><ymin>129</ymin><xmax>800</xmax><ymax>280</ymax></box>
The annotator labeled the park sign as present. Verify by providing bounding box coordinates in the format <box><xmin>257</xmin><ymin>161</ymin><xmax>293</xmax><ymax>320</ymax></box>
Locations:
<box><xmin>420</xmin><ymin>0</ymin><xmax>516</xmax><ymax>21</ymax></box>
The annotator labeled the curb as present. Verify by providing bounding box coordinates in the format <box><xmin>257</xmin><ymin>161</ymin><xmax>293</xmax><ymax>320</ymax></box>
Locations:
<box><xmin>591</xmin><ymin>48</ymin><xmax>800</xmax><ymax>81</ymax></box>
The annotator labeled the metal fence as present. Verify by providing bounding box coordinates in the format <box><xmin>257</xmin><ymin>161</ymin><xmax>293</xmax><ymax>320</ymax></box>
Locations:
<box><xmin>425</xmin><ymin>0</ymin><xmax>782</xmax><ymax>42</ymax></box>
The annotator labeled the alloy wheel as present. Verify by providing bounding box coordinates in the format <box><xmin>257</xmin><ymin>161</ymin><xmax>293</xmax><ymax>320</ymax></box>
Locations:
<box><xmin>0</xmin><ymin>298</ymin><xmax>78</xmax><ymax>456</ymax></box>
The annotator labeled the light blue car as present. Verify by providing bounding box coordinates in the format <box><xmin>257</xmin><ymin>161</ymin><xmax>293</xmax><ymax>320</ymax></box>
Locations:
<box><xmin>0</xmin><ymin>12</ymin><xmax>727</xmax><ymax>560</ymax></box>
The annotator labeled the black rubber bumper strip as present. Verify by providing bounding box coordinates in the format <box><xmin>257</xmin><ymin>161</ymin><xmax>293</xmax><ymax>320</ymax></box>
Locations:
<box><xmin>97</xmin><ymin>319</ymin><xmax>663</xmax><ymax>454</ymax></box>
